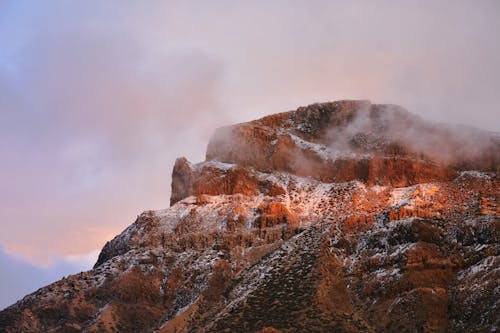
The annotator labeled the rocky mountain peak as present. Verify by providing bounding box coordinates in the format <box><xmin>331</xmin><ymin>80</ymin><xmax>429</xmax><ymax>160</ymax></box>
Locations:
<box><xmin>1</xmin><ymin>101</ymin><xmax>498</xmax><ymax>333</ymax></box>
<box><xmin>172</xmin><ymin>100</ymin><xmax>498</xmax><ymax>205</ymax></box>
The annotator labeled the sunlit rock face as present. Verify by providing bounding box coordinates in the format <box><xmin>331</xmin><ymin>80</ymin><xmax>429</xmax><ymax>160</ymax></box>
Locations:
<box><xmin>1</xmin><ymin>100</ymin><xmax>498</xmax><ymax>333</ymax></box>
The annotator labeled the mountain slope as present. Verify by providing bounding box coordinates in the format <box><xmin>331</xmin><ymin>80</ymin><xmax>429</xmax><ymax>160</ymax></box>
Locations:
<box><xmin>1</xmin><ymin>100</ymin><xmax>498</xmax><ymax>333</ymax></box>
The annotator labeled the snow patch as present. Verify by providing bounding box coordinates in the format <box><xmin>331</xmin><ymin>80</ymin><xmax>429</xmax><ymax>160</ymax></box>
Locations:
<box><xmin>389</xmin><ymin>183</ymin><xmax>439</xmax><ymax>208</ymax></box>
<box><xmin>288</xmin><ymin>133</ymin><xmax>371</xmax><ymax>161</ymax></box>
<box><xmin>458</xmin><ymin>170</ymin><xmax>493</xmax><ymax>180</ymax></box>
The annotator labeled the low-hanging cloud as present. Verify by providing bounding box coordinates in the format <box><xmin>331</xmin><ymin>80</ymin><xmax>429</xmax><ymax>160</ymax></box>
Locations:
<box><xmin>324</xmin><ymin>103</ymin><xmax>500</xmax><ymax>170</ymax></box>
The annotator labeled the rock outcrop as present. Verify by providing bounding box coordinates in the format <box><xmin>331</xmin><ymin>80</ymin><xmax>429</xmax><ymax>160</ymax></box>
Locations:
<box><xmin>1</xmin><ymin>100</ymin><xmax>498</xmax><ymax>333</ymax></box>
<box><xmin>205</xmin><ymin>101</ymin><xmax>459</xmax><ymax>187</ymax></box>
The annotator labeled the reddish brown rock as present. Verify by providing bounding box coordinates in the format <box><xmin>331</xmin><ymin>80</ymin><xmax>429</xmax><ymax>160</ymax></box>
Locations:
<box><xmin>205</xmin><ymin>100</ymin><xmax>500</xmax><ymax>186</ymax></box>
<box><xmin>1</xmin><ymin>100</ymin><xmax>498</xmax><ymax>333</ymax></box>
<box><xmin>170</xmin><ymin>158</ymin><xmax>285</xmax><ymax>205</ymax></box>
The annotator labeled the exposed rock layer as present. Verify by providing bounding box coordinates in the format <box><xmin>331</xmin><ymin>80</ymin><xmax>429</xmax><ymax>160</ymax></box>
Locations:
<box><xmin>1</xmin><ymin>100</ymin><xmax>498</xmax><ymax>333</ymax></box>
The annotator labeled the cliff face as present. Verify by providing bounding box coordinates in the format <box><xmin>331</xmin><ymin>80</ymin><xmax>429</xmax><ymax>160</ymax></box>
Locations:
<box><xmin>1</xmin><ymin>100</ymin><xmax>499</xmax><ymax>333</ymax></box>
<box><xmin>204</xmin><ymin>101</ymin><xmax>454</xmax><ymax>188</ymax></box>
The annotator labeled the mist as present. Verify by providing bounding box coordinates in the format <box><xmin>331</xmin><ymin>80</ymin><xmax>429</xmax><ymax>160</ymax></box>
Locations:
<box><xmin>323</xmin><ymin>103</ymin><xmax>500</xmax><ymax>170</ymax></box>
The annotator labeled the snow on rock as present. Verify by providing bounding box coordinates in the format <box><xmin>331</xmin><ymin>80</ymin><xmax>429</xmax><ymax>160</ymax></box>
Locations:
<box><xmin>458</xmin><ymin>170</ymin><xmax>494</xmax><ymax>180</ymax></box>
<box><xmin>1</xmin><ymin>100</ymin><xmax>498</xmax><ymax>333</ymax></box>
<box><xmin>389</xmin><ymin>184</ymin><xmax>440</xmax><ymax>209</ymax></box>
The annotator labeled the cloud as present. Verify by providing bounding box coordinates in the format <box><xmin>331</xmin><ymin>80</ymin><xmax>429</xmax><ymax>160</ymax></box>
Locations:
<box><xmin>0</xmin><ymin>247</ymin><xmax>98</xmax><ymax>310</ymax></box>
<box><xmin>135</xmin><ymin>0</ymin><xmax>500</xmax><ymax>131</ymax></box>
<box><xmin>0</xmin><ymin>2</ymin><xmax>229</xmax><ymax>264</ymax></box>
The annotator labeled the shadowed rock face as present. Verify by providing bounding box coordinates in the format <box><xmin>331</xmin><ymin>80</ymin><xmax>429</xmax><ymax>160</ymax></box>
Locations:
<box><xmin>1</xmin><ymin>100</ymin><xmax>498</xmax><ymax>333</ymax></box>
<box><xmin>170</xmin><ymin>158</ymin><xmax>286</xmax><ymax>206</ymax></box>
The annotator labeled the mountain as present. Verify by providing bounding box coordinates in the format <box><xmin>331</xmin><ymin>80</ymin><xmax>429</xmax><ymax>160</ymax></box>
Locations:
<box><xmin>1</xmin><ymin>100</ymin><xmax>498</xmax><ymax>333</ymax></box>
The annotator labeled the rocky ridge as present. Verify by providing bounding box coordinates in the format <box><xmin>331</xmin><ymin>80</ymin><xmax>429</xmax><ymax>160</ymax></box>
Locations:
<box><xmin>0</xmin><ymin>100</ymin><xmax>498</xmax><ymax>333</ymax></box>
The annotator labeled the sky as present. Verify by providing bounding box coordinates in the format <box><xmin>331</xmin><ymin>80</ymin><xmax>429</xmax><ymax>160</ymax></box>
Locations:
<box><xmin>1</xmin><ymin>0</ymin><xmax>499</xmax><ymax>309</ymax></box>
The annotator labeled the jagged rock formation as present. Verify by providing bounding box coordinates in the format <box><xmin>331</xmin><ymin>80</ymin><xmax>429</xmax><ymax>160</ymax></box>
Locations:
<box><xmin>1</xmin><ymin>100</ymin><xmax>499</xmax><ymax>333</ymax></box>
